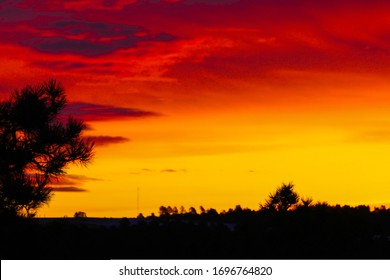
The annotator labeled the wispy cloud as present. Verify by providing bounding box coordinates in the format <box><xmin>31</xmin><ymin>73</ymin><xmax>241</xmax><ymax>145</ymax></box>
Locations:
<box><xmin>21</xmin><ymin>20</ymin><xmax>176</xmax><ymax>56</ymax></box>
<box><xmin>88</xmin><ymin>136</ymin><xmax>130</xmax><ymax>146</ymax></box>
<box><xmin>32</xmin><ymin>0</ymin><xmax>136</xmax><ymax>11</ymax></box>
<box><xmin>62</xmin><ymin>102</ymin><xmax>160</xmax><ymax>122</ymax></box>
<box><xmin>50</xmin><ymin>174</ymin><xmax>102</xmax><ymax>192</ymax></box>
<box><xmin>51</xmin><ymin>187</ymin><xmax>87</xmax><ymax>192</ymax></box>
<box><xmin>34</xmin><ymin>61</ymin><xmax>117</xmax><ymax>74</ymax></box>
<box><xmin>129</xmin><ymin>168</ymin><xmax>187</xmax><ymax>175</ymax></box>
<box><xmin>352</xmin><ymin>130</ymin><xmax>390</xmax><ymax>143</ymax></box>
<box><xmin>161</xmin><ymin>168</ymin><xmax>187</xmax><ymax>173</ymax></box>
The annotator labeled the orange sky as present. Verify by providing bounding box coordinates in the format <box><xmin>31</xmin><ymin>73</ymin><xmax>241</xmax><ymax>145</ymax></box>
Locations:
<box><xmin>1</xmin><ymin>0</ymin><xmax>390</xmax><ymax>217</ymax></box>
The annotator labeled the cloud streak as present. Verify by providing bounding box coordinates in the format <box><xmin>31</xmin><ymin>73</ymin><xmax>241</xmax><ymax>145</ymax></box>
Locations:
<box><xmin>351</xmin><ymin>130</ymin><xmax>390</xmax><ymax>143</ymax></box>
<box><xmin>29</xmin><ymin>0</ymin><xmax>136</xmax><ymax>11</ymax></box>
<box><xmin>51</xmin><ymin>187</ymin><xmax>87</xmax><ymax>192</ymax></box>
<box><xmin>21</xmin><ymin>20</ymin><xmax>176</xmax><ymax>56</ymax></box>
<box><xmin>129</xmin><ymin>168</ymin><xmax>188</xmax><ymax>175</ymax></box>
<box><xmin>62</xmin><ymin>102</ymin><xmax>159</xmax><ymax>122</ymax></box>
<box><xmin>88</xmin><ymin>136</ymin><xmax>130</xmax><ymax>146</ymax></box>
<box><xmin>161</xmin><ymin>168</ymin><xmax>187</xmax><ymax>173</ymax></box>
<box><xmin>50</xmin><ymin>174</ymin><xmax>102</xmax><ymax>192</ymax></box>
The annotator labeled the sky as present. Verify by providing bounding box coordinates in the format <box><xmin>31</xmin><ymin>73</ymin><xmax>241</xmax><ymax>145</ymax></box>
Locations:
<box><xmin>2</xmin><ymin>0</ymin><xmax>390</xmax><ymax>217</ymax></box>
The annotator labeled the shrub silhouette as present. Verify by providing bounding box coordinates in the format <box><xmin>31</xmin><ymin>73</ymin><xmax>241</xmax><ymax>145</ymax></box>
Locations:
<box><xmin>74</xmin><ymin>211</ymin><xmax>87</xmax><ymax>218</ymax></box>
<box><xmin>261</xmin><ymin>182</ymin><xmax>299</xmax><ymax>212</ymax></box>
<box><xmin>0</xmin><ymin>80</ymin><xmax>94</xmax><ymax>217</ymax></box>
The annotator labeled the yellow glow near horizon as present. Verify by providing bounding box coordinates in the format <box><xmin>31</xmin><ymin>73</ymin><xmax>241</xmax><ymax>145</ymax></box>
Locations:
<box><xmin>40</xmin><ymin>102</ymin><xmax>390</xmax><ymax>217</ymax></box>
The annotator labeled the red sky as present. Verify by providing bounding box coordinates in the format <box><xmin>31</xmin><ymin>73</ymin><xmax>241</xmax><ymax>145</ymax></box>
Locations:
<box><xmin>2</xmin><ymin>0</ymin><xmax>390</xmax><ymax>217</ymax></box>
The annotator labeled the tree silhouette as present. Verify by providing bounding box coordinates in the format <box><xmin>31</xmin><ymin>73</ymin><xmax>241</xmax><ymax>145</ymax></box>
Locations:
<box><xmin>0</xmin><ymin>80</ymin><xmax>94</xmax><ymax>217</ymax></box>
<box><xmin>74</xmin><ymin>211</ymin><xmax>87</xmax><ymax>218</ymax></box>
<box><xmin>261</xmin><ymin>182</ymin><xmax>299</xmax><ymax>212</ymax></box>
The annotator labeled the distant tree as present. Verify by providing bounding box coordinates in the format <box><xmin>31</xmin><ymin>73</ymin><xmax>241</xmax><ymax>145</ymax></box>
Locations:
<box><xmin>300</xmin><ymin>197</ymin><xmax>313</xmax><ymax>207</ymax></box>
<box><xmin>179</xmin><ymin>206</ymin><xmax>186</xmax><ymax>214</ymax></box>
<box><xmin>0</xmin><ymin>80</ymin><xmax>94</xmax><ymax>217</ymax></box>
<box><xmin>159</xmin><ymin>206</ymin><xmax>169</xmax><ymax>216</ymax></box>
<box><xmin>74</xmin><ymin>211</ymin><xmax>87</xmax><ymax>218</ymax></box>
<box><xmin>374</xmin><ymin>205</ymin><xmax>387</xmax><ymax>213</ymax></box>
<box><xmin>314</xmin><ymin>201</ymin><xmax>330</xmax><ymax>209</ymax></box>
<box><xmin>206</xmin><ymin>208</ymin><xmax>218</xmax><ymax>216</ymax></box>
<box><xmin>188</xmin><ymin>207</ymin><xmax>197</xmax><ymax>215</ymax></box>
<box><xmin>298</xmin><ymin>197</ymin><xmax>313</xmax><ymax>209</ymax></box>
<box><xmin>137</xmin><ymin>213</ymin><xmax>145</xmax><ymax>219</ymax></box>
<box><xmin>261</xmin><ymin>182</ymin><xmax>300</xmax><ymax>212</ymax></box>
<box><xmin>166</xmin><ymin>206</ymin><xmax>174</xmax><ymax>215</ymax></box>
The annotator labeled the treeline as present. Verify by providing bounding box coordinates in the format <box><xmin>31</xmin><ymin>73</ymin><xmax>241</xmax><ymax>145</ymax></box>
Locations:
<box><xmin>156</xmin><ymin>203</ymin><xmax>388</xmax><ymax>218</ymax></box>
<box><xmin>2</xmin><ymin>201</ymin><xmax>390</xmax><ymax>259</ymax></box>
<box><xmin>149</xmin><ymin>182</ymin><xmax>389</xmax><ymax>221</ymax></box>
<box><xmin>2</xmin><ymin>183</ymin><xmax>390</xmax><ymax>259</ymax></box>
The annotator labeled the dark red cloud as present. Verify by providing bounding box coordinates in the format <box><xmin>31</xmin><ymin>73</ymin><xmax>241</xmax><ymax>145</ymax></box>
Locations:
<box><xmin>42</xmin><ymin>61</ymin><xmax>95</xmax><ymax>70</ymax></box>
<box><xmin>62</xmin><ymin>102</ymin><xmax>160</xmax><ymax>122</ymax></box>
<box><xmin>50</xmin><ymin>174</ymin><xmax>101</xmax><ymax>192</ymax></box>
<box><xmin>51</xmin><ymin>187</ymin><xmax>87</xmax><ymax>192</ymax></box>
<box><xmin>4</xmin><ymin>0</ymin><xmax>390</xmax><ymax>75</ymax></box>
<box><xmin>14</xmin><ymin>0</ymin><xmax>136</xmax><ymax>11</ymax></box>
<box><xmin>88</xmin><ymin>136</ymin><xmax>130</xmax><ymax>146</ymax></box>
<box><xmin>21</xmin><ymin>20</ymin><xmax>176</xmax><ymax>56</ymax></box>
<box><xmin>50</xmin><ymin>174</ymin><xmax>101</xmax><ymax>186</ymax></box>
<box><xmin>2</xmin><ymin>0</ymin><xmax>390</xmax><ymax>107</ymax></box>
<box><xmin>34</xmin><ymin>61</ymin><xmax>116</xmax><ymax>73</ymax></box>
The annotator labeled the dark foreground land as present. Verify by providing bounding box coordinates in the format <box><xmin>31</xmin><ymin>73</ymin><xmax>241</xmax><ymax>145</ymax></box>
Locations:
<box><xmin>2</xmin><ymin>205</ymin><xmax>390</xmax><ymax>259</ymax></box>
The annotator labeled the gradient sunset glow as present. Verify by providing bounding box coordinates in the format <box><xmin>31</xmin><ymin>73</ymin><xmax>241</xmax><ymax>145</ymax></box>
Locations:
<box><xmin>1</xmin><ymin>0</ymin><xmax>390</xmax><ymax>217</ymax></box>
